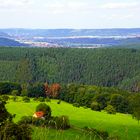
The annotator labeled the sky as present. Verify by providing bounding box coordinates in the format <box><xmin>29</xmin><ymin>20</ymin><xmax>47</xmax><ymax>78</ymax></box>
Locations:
<box><xmin>0</xmin><ymin>0</ymin><xmax>140</xmax><ymax>29</ymax></box>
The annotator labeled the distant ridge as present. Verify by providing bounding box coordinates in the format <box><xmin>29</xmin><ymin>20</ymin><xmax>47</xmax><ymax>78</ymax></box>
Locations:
<box><xmin>0</xmin><ymin>37</ymin><xmax>28</xmax><ymax>47</ymax></box>
<box><xmin>0</xmin><ymin>28</ymin><xmax>140</xmax><ymax>37</ymax></box>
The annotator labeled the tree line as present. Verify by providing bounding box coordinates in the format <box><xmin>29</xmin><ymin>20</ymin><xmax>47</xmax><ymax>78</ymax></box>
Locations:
<box><xmin>1</xmin><ymin>82</ymin><xmax>140</xmax><ymax>122</ymax></box>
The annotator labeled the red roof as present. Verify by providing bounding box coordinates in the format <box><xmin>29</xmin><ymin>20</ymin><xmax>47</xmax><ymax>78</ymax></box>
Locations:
<box><xmin>34</xmin><ymin>111</ymin><xmax>44</xmax><ymax>118</ymax></box>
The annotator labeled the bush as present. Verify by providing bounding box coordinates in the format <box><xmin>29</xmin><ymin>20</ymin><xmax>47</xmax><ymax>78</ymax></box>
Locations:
<box><xmin>91</xmin><ymin>102</ymin><xmax>101</xmax><ymax>111</ymax></box>
<box><xmin>36</xmin><ymin>103</ymin><xmax>51</xmax><ymax>119</ymax></box>
<box><xmin>73</xmin><ymin>103</ymin><xmax>80</xmax><ymax>108</ymax></box>
<box><xmin>0</xmin><ymin>121</ymin><xmax>32</xmax><ymax>140</ymax></box>
<box><xmin>46</xmin><ymin>97</ymin><xmax>51</xmax><ymax>102</ymax></box>
<box><xmin>38</xmin><ymin>97</ymin><xmax>45</xmax><ymax>102</ymax></box>
<box><xmin>18</xmin><ymin>116</ymin><xmax>32</xmax><ymax>125</ymax></box>
<box><xmin>83</xmin><ymin>127</ymin><xmax>109</xmax><ymax>140</ymax></box>
<box><xmin>32</xmin><ymin>118</ymin><xmax>46</xmax><ymax>126</ymax></box>
<box><xmin>50</xmin><ymin>116</ymin><xmax>70</xmax><ymax>130</ymax></box>
<box><xmin>33</xmin><ymin>97</ymin><xmax>38</xmax><ymax>101</ymax></box>
<box><xmin>83</xmin><ymin>106</ymin><xmax>88</xmax><ymax>109</ymax></box>
<box><xmin>57</xmin><ymin>100</ymin><xmax>61</xmax><ymax>104</ymax></box>
<box><xmin>22</xmin><ymin>96</ymin><xmax>30</xmax><ymax>103</ymax></box>
<box><xmin>0</xmin><ymin>95</ymin><xmax>9</xmax><ymax>102</ymax></box>
<box><xmin>21</xmin><ymin>89</ymin><xmax>28</xmax><ymax>96</ymax></box>
<box><xmin>11</xmin><ymin>90</ymin><xmax>19</xmax><ymax>96</ymax></box>
<box><xmin>105</xmin><ymin>105</ymin><xmax>116</xmax><ymax>114</ymax></box>
<box><xmin>11</xmin><ymin>96</ymin><xmax>18</xmax><ymax>102</ymax></box>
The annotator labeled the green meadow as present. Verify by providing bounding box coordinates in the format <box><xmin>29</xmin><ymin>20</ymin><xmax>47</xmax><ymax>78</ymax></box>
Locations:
<box><xmin>6</xmin><ymin>99</ymin><xmax>140</xmax><ymax>140</ymax></box>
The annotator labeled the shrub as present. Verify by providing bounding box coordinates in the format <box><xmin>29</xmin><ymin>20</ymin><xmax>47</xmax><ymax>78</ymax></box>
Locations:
<box><xmin>73</xmin><ymin>103</ymin><xmax>80</xmax><ymax>107</ymax></box>
<box><xmin>105</xmin><ymin>105</ymin><xmax>116</xmax><ymax>114</ymax></box>
<box><xmin>0</xmin><ymin>99</ymin><xmax>12</xmax><ymax>123</ymax></box>
<box><xmin>11</xmin><ymin>90</ymin><xmax>19</xmax><ymax>96</ymax></box>
<box><xmin>18</xmin><ymin>116</ymin><xmax>33</xmax><ymax>125</ymax></box>
<box><xmin>83</xmin><ymin>106</ymin><xmax>88</xmax><ymax>109</ymax></box>
<box><xmin>0</xmin><ymin>95</ymin><xmax>9</xmax><ymax>102</ymax></box>
<box><xmin>32</xmin><ymin>118</ymin><xmax>46</xmax><ymax>126</ymax></box>
<box><xmin>33</xmin><ymin>97</ymin><xmax>38</xmax><ymax>101</ymax></box>
<box><xmin>21</xmin><ymin>89</ymin><xmax>28</xmax><ymax>96</ymax></box>
<box><xmin>38</xmin><ymin>97</ymin><xmax>45</xmax><ymax>102</ymax></box>
<box><xmin>11</xmin><ymin>96</ymin><xmax>18</xmax><ymax>102</ymax></box>
<box><xmin>36</xmin><ymin>103</ymin><xmax>51</xmax><ymax>119</ymax></box>
<box><xmin>91</xmin><ymin>102</ymin><xmax>101</xmax><ymax>111</ymax></box>
<box><xmin>54</xmin><ymin>116</ymin><xmax>70</xmax><ymax>130</ymax></box>
<box><xmin>22</xmin><ymin>96</ymin><xmax>30</xmax><ymax>103</ymax></box>
<box><xmin>0</xmin><ymin>122</ymin><xmax>32</xmax><ymax>140</ymax></box>
<box><xmin>46</xmin><ymin>97</ymin><xmax>51</xmax><ymax>102</ymax></box>
<box><xmin>83</xmin><ymin>127</ymin><xmax>109</xmax><ymax>140</ymax></box>
<box><xmin>57</xmin><ymin>100</ymin><xmax>61</xmax><ymax>104</ymax></box>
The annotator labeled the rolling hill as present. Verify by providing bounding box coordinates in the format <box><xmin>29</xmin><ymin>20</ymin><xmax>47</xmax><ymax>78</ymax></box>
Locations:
<box><xmin>0</xmin><ymin>37</ymin><xmax>28</xmax><ymax>47</ymax></box>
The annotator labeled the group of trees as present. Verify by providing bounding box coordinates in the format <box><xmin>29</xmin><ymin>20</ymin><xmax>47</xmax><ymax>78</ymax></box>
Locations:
<box><xmin>59</xmin><ymin>84</ymin><xmax>140</xmax><ymax>121</ymax></box>
<box><xmin>0</xmin><ymin>82</ymin><xmax>61</xmax><ymax>99</ymax></box>
<box><xmin>0</xmin><ymin>47</ymin><xmax>140</xmax><ymax>92</ymax></box>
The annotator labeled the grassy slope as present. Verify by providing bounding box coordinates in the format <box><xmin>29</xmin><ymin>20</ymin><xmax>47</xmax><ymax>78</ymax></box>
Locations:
<box><xmin>6</xmin><ymin>99</ymin><xmax>140</xmax><ymax>140</ymax></box>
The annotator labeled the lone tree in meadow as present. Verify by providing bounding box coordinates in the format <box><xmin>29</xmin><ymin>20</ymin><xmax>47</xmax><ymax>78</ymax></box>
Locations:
<box><xmin>36</xmin><ymin>103</ymin><xmax>51</xmax><ymax>119</ymax></box>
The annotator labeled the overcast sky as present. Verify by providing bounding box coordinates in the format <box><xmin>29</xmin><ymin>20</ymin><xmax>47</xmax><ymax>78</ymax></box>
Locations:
<box><xmin>0</xmin><ymin>0</ymin><xmax>140</xmax><ymax>29</ymax></box>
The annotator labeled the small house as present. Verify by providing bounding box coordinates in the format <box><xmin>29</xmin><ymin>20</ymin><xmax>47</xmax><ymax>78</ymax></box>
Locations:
<box><xmin>33</xmin><ymin>111</ymin><xmax>45</xmax><ymax>119</ymax></box>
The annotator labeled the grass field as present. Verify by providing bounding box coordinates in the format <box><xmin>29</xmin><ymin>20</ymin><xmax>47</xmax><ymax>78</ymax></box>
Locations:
<box><xmin>6</xmin><ymin>99</ymin><xmax>140</xmax><ymax>140</ymax></box>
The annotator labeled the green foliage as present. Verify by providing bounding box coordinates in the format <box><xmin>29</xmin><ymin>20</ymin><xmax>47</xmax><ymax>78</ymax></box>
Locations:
<box><xmin>36</xmin><ymin>103</ymin><xmax>51</xmax><ymax>119</ymax></box>
<box><xmin>21</xmin><ymin>89</ymin><xmax>28</xmax><ymax>96</ymax></box>
<box><xmin>11</xmin><ymin>90</ymin><xmax>19</xmax><ymax>96</ymax></box>
<box><xmin>32</xmin><ymin>118</ymin><xmax>46</xmax><ymax>126</ymax></box>
<box><xmin>73</xmin><ymin>103</ymin><xmax>80</xmax><ymax>107</ymax></box>
<box><xmin>46</xmin><ymin>97</ymin><xmax>51</xmax><ymax>102</ymax></box>
<box><xmin>18</xmin><ymin>116</ymin><xmax>33</xmax><ymax>125</ymax></box>
<box><xmin>0</xmin><ymin>100</ymin><xmax>12</xmax><ymax>123</ymax></box>
<box><xmin>11</xmin><ymin>96</ymin><xmax>18</xmax><ymax>102</ymax></box>
<box><xmin>27</xmin><ymin>83</ymin><xmax>45</xmax><ymax>98</ymax></box>
<box><xmin>131</xmin><ymin>94</ymin><xmax>140</xmax><ymax>122</ymax></box>
<box><xmin>57</xmin><ymin>100</ymin><xmax>61</xmax><ymax>104</ymax></box>
<box><xmin>50</xmin><ymin>116</ymin><xmax>70</xmax><ymax>130</ymax></box>
<box><xmin>105</xmin><ymin>105</ymin><xmax>116</xmax><ymax>114</ymax></box>
<box><xmin>0</xmin><ymin>82</ymin><xmax>21</xmax><ymax>95</ymax></box>
<box><xmin>38</xmin><ymin>97</ymin><xmax>45</xmax><ymax>102</ymax></box>
<box><xmin>0</xmin><ymin>95</ymin><xmax>9</xmax><ymax>102</ymax></box>
<box><xmin>0</xmin><ymin>122</ymin><xmax>32</xmax><ymax>140</ymax></box>
<box><xmin>110</xmin><ymin>94</ymin><xmax>129</xmax><ymax>113</ymax></box>
<box><xmin>59</xmin><ymin>84</ymin><xmax>132</xmax><ymax>114</ymax></box>
<box><xmin>83</xmin><ymin>127</ymin><xmax>109</xmax><ymax>140</ymax></box>
<box><xmin>91</xmin><ymin>102</ymin><xmax>101</xmax><ymax>111</ymax></box>
<box><xmin>22</xmin><ymin>96</ymin><xmax>30</xmax><ymax>103</ymax></box>
<box><xmin>94</xmin><ymin>93</ymin><xmax>110</xmax><ymax>109</ymax></box>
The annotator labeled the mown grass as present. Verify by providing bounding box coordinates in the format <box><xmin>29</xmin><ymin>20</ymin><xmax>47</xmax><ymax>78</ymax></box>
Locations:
<box><xmin>6</xmin><ymin>98</ymin><xmax>140</xmax><ymax>140</ymax></box>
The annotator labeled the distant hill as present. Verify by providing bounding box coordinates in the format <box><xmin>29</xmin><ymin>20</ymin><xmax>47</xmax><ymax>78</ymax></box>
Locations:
<box><xmin>0</xmin><ymin>28</ymin><xmax>140</xmax><ymax>37</ymax></box>
<box><xmin>0</xmin><ymin>28</ymin><xmax>140</xmax><ymax>47</ymax></box>
<box><xmin>0</xmin><ymin>32</ymin><xmax>11</xmax><ymax>38</ymax></box>
<box><xmin>0</xmin><ymin>37</ymin><xmax>28</xmax><ymax>47</ymax></box>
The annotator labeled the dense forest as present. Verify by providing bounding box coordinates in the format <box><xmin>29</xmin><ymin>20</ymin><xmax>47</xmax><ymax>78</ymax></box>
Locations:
<box><xmin>0</xmin><ymin>47</ymin><xmax>140</xmax><ymax>92</ymax></box>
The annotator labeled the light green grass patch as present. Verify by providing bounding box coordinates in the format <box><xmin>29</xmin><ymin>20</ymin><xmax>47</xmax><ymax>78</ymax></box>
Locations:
<box><xmin>6</xmin><ymin>99</ymin><xmax>140</xmax><ymax>140</ymax></box>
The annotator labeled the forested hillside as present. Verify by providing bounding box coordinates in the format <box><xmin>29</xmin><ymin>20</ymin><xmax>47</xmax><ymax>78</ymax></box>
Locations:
<box><xmin>0</xmin><ymin>47</ymin><xmax>140</xmax><ymax>92</ymax></box>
